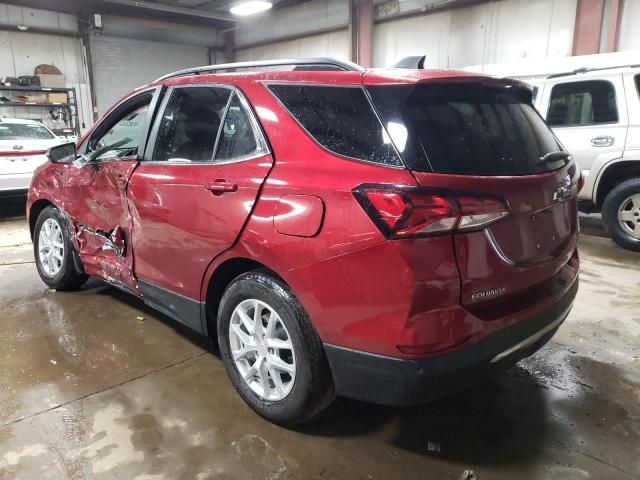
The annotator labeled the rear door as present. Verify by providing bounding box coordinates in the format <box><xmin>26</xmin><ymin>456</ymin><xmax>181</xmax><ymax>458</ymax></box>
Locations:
<box><xmin>622</xmin><ymin>72</ymin><xmax>640</xmax><ymax>156</ymax></box>
<box><xmin>541</xmin><ymin>75</ymin><xmax>628</xmax><ymax>174</ymax></box>
<box><xmin>367</xmin><ymin>80</ymin><xmax>579</xmax><ymax>309</ymax></box>
<box><xmin>128</xmin><ymin>84</ymin><xmax>272</xmax><ymax>321</ymax></box>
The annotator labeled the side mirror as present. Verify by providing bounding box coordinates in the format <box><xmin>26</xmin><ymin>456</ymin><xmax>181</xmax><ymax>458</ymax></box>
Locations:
<box><xmin>47</xmin><ymin>142</ymin><xmax>77</xmax><ymax>164</ymax></box>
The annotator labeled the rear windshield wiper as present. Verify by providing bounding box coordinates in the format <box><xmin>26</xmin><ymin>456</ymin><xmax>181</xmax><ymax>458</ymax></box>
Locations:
<box><xmin>540</xmin><ymin>151</ymin><xmax>571</xmax><ymax>163</ymax></box>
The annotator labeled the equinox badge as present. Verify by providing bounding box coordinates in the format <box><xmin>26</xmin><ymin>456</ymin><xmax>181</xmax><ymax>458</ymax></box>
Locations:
<box><xmin>471</xmin><ymin>287</ymin><xmax>507</xmax><ymax>300</ymax></box>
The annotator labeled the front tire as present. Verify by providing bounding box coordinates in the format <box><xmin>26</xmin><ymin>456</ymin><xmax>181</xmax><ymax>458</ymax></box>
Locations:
<box><xmin>602</xmin><ymin>177</ymin><xmax>640</xmax><ymax>251</ymax></box>
<box><xmin>217</xmin><ymin>271</ymin><xmax>334</xmax><ymax>426</ymax></box>
<box><xmin>34</xmin><ymin>206</ymin><xmax>88</xmax><ymax>290</ymax></box>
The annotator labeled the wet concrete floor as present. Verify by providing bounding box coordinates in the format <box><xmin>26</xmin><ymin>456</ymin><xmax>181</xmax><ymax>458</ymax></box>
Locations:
<box><xmin>0</xmin><ymin>199</ymin><xmax>638</xmax><ymax>479</ymax></box>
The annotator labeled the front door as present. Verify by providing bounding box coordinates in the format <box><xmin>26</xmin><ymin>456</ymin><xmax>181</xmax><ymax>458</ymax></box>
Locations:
<box><xmin>127</xmin><ymin>85</ymin><xmax>273</xmax><ymax>327</ymax></box>
<box><xmin>64</xmin><ymin>88</ymin><xmax>160</xmax><ymax>290</ymax></box>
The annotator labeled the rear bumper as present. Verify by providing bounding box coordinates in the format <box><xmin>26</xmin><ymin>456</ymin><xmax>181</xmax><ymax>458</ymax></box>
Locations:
<box><xmin>324</xmin><ymin>275</ymin><xmax>578</xmax><ymax>406</ymax></box>
<box><xmin>0</xmin><ymin>172</ymin><xmax>33</xmax><ymax>193</ymax></box>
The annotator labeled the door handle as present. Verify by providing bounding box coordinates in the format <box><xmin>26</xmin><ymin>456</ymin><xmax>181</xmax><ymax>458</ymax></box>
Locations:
<box><xmin>205</xmin><ymin>179</ymin><xmax>238</xmax><ymax>194</ymax></box>
<box><xmin>591</xmin><ymin>135</ymin><xmax>614</xmax><ymax>147</ymax></box>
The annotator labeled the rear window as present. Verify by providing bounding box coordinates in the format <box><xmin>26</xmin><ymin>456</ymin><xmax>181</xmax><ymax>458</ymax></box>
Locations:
<box><xmin>268</xmin><ymin>84</ymin><xmax>402</xmax><ymax>167</ymax></box>
<box><xmin>0</xmin><ymin>123</ymin><xmax>54</xmax><ymax>140</ymax></box>
<box><xmin>368</xmin><ymin>83</ymin><xmax>564</xmax><ymax>176</ymax></box>
<box><xmin>548</xmin><ymin>80</ymin><xmax>618</xmax><ymax>126</ymax></box>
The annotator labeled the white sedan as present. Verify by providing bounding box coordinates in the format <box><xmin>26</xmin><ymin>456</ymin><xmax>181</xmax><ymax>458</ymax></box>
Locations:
<box><xmin>0</xmin><ymin>118</ymin><xmax>63</xmax><ymax>198</ymax></box>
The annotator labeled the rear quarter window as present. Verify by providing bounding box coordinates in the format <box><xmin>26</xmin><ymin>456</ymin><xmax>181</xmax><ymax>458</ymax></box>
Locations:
<box><xmin>268</xmin><ymin>84</ymin><xmax>402</xmax><ymax>167</ymax></box>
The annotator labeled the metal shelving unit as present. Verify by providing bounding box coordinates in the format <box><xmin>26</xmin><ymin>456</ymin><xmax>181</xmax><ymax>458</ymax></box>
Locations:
<box><xmin>0</xmin><ymin>85</ymin><xmax>80</xmax><ymax>138</ymax></box>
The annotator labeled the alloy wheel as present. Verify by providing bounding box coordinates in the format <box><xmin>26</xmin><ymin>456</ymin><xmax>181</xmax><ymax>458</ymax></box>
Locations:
<box><xmin>228</xmin><ymin>298</ymin><xmax>296</xmax><ymax>401</ymax></box>
<box><xmin>38</xmin><ymin>218</ymin><xmax>65</xmax><ymax>277</ymax></box>
<box><xmin>617</xmin><ymin>193</ymin><xmax>640</xmax><ymax>240</ymax></box>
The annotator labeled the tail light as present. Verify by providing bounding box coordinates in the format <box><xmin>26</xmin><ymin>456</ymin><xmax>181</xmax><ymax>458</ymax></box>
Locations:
<box><xmin>577</xmin><ymin>171</ymin><xmax>585</xmax><ymax>192</ymax></box>
<box><xmin>353</xmin><ymin>184</ymin><xmax>509</xmax><ymax>238</ymax></box>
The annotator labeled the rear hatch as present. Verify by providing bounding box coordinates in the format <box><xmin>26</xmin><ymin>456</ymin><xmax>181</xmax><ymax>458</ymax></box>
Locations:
<box><xmin>366</xmin><ymin>78</ymin><xmax>579</xmax><ymax>309</ymax></box>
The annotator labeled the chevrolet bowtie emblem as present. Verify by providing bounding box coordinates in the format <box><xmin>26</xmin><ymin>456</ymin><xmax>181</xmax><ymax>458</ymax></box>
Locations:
<box><xmin>553</xmin><ymin>175</ymin><xmax>571</xmax><ymax>202</ymax></box>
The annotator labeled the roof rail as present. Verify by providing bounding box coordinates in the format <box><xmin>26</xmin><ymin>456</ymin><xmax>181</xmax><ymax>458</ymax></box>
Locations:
<box><xmin>155</xmin><ymin>57</ymin><xmax>364</xmax><ymax>82</ymax></box>
<box><xmin>547</xmin><ymin>64</ymin><xmax>640</xmax><ymax>79</ymax></box>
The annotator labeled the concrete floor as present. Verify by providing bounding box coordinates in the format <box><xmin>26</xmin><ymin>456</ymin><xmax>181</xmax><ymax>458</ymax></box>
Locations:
<box><xmin>0</xmin><ymin>199</ymin><xmax>638</xmax><ymax>480</ymax></box>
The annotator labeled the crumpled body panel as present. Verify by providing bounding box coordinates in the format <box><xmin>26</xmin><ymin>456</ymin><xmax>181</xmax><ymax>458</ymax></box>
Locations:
<box><xmin>63</xmin><ymin>159</ymin><xmax>139</xmax><ymax>291</ymax></box>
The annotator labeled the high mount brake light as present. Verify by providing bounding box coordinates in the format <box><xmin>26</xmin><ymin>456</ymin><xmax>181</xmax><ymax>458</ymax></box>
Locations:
<box><xmin>353</xmin><ymin>185</ymin><xmax>509</xmax><ymax>238</ymax></box>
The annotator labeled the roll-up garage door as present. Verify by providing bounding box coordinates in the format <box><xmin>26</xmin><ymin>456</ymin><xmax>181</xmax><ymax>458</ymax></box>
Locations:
<box><xmin>90</xmin><ymin>35</ymin><xmax>207</xmax><ymax>115</ymax></box>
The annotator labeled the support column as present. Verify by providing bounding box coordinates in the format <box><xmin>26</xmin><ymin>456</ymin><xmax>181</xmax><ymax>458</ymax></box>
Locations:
<box><xmin>224</xmin><ymin>30</ymin><xmax>235</xmax><ymax>63</ymax></box>
<box><xmin>572</xmin><ymin>0</ymin><xmax>604</xmax><ymax>55</ymax></box>
<box><xmin>604</xmin><ymin>0</ymin><xmax>622</xmax><ymax>52</ymax></box>
<box><xmin>350</xmin><ymin>0</ymin><xmax>374</xmax><ymax>67</ymax></box>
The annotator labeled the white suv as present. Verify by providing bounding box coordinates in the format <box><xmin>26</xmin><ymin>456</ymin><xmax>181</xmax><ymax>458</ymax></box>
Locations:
<box><xmin>532</xmin><ymin>66</ymin><xmax>640</xmax><ymax>251</ymax></box>
<box><xmin>0</xmin><ymin>118</ymin><xmax>61</xmax><ymax>198</ymax></box>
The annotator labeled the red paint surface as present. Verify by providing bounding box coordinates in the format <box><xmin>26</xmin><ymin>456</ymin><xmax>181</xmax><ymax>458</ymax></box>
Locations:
<box><xmin>28</xmin><ymin>67</ymin><xmax>579</xmax><ymax>360</ymax></box>
<box><xmin>273</xmin><ymin>194</ymin><xmax>324</xmax><ymax>237</ymax></box>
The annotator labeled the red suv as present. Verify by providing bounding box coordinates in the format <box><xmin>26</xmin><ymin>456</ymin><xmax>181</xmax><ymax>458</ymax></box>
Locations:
<box><xmin>27</xmin><ymin>58</ymin><xmax>580</xmax><ymax>425</ymax></box>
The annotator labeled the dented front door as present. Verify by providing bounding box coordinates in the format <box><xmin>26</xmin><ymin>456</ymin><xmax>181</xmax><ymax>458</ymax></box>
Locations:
<box><xmin>63</xmin><ymin>88</ymin><xmax>159</xmax><ymax>291</ymax></box>
<box><xmin>64</xmin><ymin>158</ymin><xmax>138</xmax><ymax>289</ymax></box>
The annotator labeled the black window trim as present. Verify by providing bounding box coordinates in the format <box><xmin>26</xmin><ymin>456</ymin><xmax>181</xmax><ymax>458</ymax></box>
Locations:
<box><xmin>143</xmin><ymin>83</ymin><xmax>270</xmax><ymax>165</ymax></box>
<box><xmin>214</xmin><ymin>90</ymin><xmax>271</xmax><ymax>165</ymax></box>
<box><xmin>79</xmin><ymin>86</ymin><xmax>162</xmax><ymax>160</ymax></box>
<box><xmin>548</xmin><ymin>78</ymin><xmax>620</xmax><ymax>128</ymax></box>
<box><xmin>264</xmin><ymin>81</ymin><xmax>406</xmax><ymax>170</ymax></box>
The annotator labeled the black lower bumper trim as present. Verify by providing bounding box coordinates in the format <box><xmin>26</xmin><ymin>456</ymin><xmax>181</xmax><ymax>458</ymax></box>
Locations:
<box><xmin>324</xmin><ymin>276</ymin><xmax>578</xmax><ymax>406</ymax></box>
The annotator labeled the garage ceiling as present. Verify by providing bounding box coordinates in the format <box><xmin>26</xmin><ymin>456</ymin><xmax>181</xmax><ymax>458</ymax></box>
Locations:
<box><xmin>2</xmin><ymin>0</ymin><xmax>308</xmax><ymax>28</ymax></box>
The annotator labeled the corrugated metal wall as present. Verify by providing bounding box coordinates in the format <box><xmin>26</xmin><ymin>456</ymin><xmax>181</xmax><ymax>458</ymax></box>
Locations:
<box><xmin>89</xmin><ymin>35</ymin><xmax>207</xmax><ymax>116</ymax></box>
<box><xmin>235</xmin><ymin>0</ymin><xmax>350</xmax><ymax>62</ymax></box>
<box><xmin>373</xmin><ymin>0</ymin><xmax>577</xmax><ymax>68</ymax></box>
<box><xmin>235</xmin><ymin>0</ymin><xmax>348</xmax><ymax>47</ymax></box>
<box><xmin>618</xmin><ymin>0</ymin><xmax>640</xmax><ymax>51</ymax></box>
<box><xmin>236</xmin><ymin>30</ymin><xmax>350</xmax><ymax>62</ymax></box>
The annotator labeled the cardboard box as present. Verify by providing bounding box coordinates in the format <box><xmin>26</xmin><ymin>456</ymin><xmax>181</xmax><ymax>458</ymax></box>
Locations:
<box><xmin>22</xmin><ymin>94</ymin><xmax>46</xmax><ymax>104</ymax></box>
<box><xmin>37</xmin><ymin>74</ymin><xmax>65</xmax><ymax>88</ymax></box>
<box><xmin>47</xmin><ymin>92</ymin><xmax>68</xmax><ymax>104</ymax></box>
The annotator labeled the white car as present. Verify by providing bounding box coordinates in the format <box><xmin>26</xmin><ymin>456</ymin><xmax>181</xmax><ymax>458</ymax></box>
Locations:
<box><xmin>0</xmin><ymin>118</ymin><xmax>62</xmax><ymax>198</ymax></box>
<box><xmin>531</xmin><ymin>65</ymin><xmax>640</xmax><ymax>251</ymax></box>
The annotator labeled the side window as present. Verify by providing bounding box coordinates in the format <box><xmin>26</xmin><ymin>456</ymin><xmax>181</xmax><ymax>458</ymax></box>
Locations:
<box><xmin>153</xmin><ymin>86</ymin><xmax>231</xmax><ymax>162</ymax></box>
<box><xmin>215</xmin><ymin>93</ymin><xmax>268</xmax><ymax>161</ymax></box>
<box><xmin>268</xmin><ymin>84</ymin><xmax>402</xmax><ymax>166</ymax></box>
<box><xmin>91</xmin><ymin>93</ymin><xmax>152</xmax><ymax>161</ymax></box>
<box><xmin>548</xmin><ymin>80</ymin><xmax>618</xmax><ymax>127</ymax></box>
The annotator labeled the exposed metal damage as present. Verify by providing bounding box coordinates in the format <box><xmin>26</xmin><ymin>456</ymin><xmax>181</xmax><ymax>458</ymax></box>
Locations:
<box><xmin>74</xmin><ymin>223</ymin><xmax>127</xmax><ymax>257</ymax></box>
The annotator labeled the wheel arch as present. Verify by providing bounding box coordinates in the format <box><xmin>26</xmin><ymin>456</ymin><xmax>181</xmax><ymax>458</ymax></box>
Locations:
<box><xmin>29</xmin><ymin>199</ymin><xmax>57</xmax><ymax>239</ymax></box>
<box><xmin>203</xmin><ymin>256</ymin><xmax>285</xmax><ymax>342</ymax></box>
<box><xmin>595</xmin><ymin>160</ymin><xmax>640</xmax><ymax>207</ymax></box>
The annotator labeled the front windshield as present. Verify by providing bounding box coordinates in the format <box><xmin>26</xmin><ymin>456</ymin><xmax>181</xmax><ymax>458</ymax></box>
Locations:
<box><xmin>0</xmin><ymin>123</ymin><xmax>55</xmax><ymax>140</ymax></box>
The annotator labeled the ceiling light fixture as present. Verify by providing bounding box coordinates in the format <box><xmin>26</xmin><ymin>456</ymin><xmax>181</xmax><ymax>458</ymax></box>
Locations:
<box><xmin>230</xmin><ymin>1</ymin><xmax>273</xmax><ymax>16</ymax></box>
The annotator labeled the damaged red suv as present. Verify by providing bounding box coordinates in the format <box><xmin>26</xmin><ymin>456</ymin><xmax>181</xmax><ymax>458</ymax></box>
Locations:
<box><xmin>27</xmin><ymin>58</ymin><xmax>579</xmax><ymax>425</ymax></box>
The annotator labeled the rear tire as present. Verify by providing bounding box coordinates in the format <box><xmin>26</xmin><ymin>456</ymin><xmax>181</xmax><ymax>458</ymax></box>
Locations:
<box><xmin>602</xmin><ymin>177</ymin><xmax>640</xmax><ymax>252</ymax></box>
<box><xmin>33</xmin><ymin>206</ymin><xmax>88</xmax><ymax>290</ymax></box>
<box><xmin>217</xmin><ymin>271</ymin><xmax>334</xmax><ymax>426</ymax></box>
